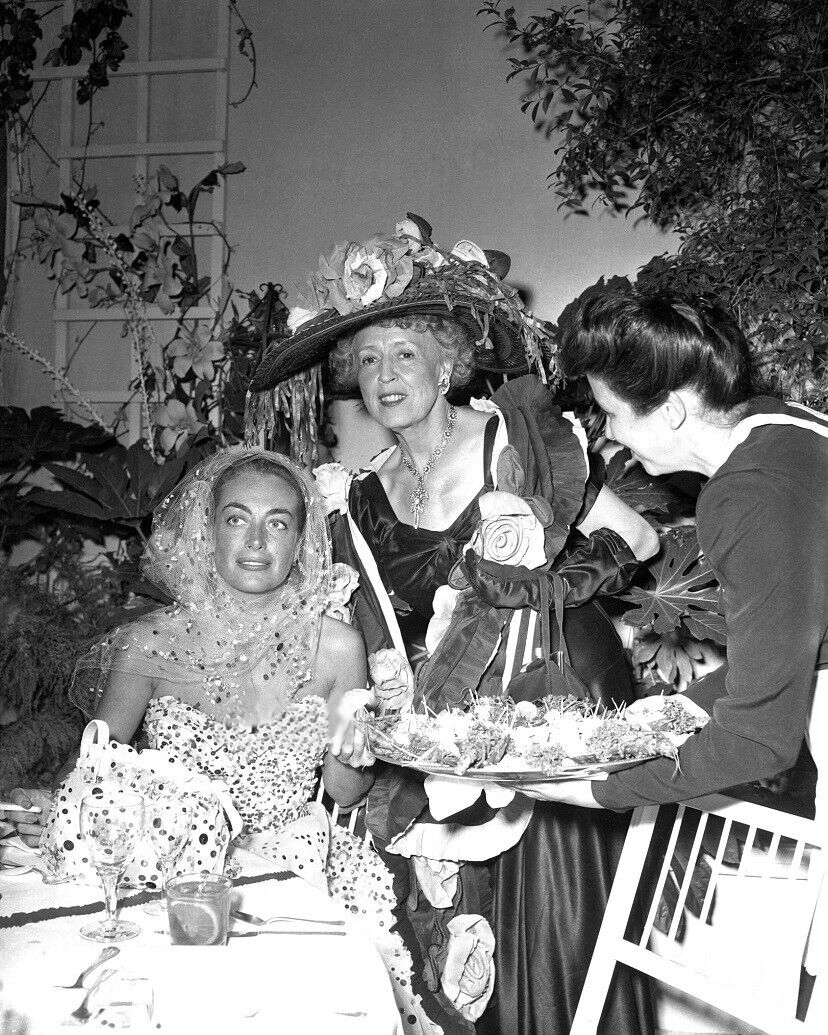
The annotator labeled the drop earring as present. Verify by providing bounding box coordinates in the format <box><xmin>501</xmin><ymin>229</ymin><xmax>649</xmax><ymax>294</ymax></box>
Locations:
<box><xmin>439</xmin><ymin>373</ymin><xmax>451</xmax><ymax>395</ymax></box>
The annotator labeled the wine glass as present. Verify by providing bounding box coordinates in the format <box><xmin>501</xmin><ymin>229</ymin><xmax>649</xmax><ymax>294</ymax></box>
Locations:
<box><xmin>144</xmin><ymin>794</ymin><xmax>192</xmax><ymax>914</ymax></box>
<box><xmin>79</xmin><ymin>788</ymin><xmax>144</xmax><ymax>943</ymax></box>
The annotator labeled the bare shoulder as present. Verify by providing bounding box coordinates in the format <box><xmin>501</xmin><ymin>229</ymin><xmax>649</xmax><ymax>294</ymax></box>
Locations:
<box><xmin>107</xmin><ymin>614</ymin><xmax>159</xmax><ymax>670</ymax></box>
<box><xmin>457</xmin><ymin>404</ymin><xmax>493</xmax><ymax>436</ymax></box>
<box><xmin>314</xmin><ymin>616</ymin><xmax>367</xmax><ymax>696</ymax></box>
<box><xmin>318</xmin><ymin>615</ymin><xmax>365</xmax><ymax>660</ymax></box>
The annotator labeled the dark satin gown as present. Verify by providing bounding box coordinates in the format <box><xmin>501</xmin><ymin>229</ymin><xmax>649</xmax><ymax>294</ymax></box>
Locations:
<box><xmin>349</xmin><ymin>419</ymin><xmax>654</xmax><ymax>1035</ymax></box>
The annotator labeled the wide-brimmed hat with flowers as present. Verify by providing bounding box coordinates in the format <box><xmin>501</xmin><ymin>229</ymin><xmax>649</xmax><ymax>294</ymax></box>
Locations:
<box><xmin>249</xmin><ymin>214</ymin><xmax>555</xmax><ymax>393</ymax></box>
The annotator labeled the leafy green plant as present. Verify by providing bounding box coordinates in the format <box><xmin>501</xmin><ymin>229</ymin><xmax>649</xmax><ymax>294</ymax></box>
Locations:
<box><xmin>0</xmin><ymin>2</ymin><xmax>266</xmax><ymax>788</ymax></box>
<box><xmin>603</xmin><ymin>448</ymin><xmax>673</xmax><ymax>519</ymax></box>
<box><xmin>621</xmin><ymin>528</ymin><xmax>726</xmax><ymax>645</ymax></box>
<box><xmin>18</xmin><ymin>161</ymin><xmax>246</xmax><ymax>457</ymax></box>
<box><xmin>1</xmin><ymin>0</ymin><xmax>131</xmax><ymax>124</ymax></box>
<box><xmin>620</xmin><ymin>527</ymin><xmax>727</xmax><ymax>694</ymax></box>
<box><xmin>0</xmin><ymin>565</ymin><xmax>97</xmax><ymax>790</ymax></box>
<box><xmin>0</xmin><ymin>405</ymin><xmax>114</xmax><ymax>552</ymax></box>
<box><xmin>27</xmin><ymin>441</ymin><xmax>188</xmax><ymax>539</ymax></box>
<box><xmin>481</xmin><ymin>0</ymin><xmax>828</xmax><ymax>409</ymax></box>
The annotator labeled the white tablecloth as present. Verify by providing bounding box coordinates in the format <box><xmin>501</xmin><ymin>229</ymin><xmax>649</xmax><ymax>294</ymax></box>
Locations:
<box><xmin>0</xmin><ymin>852</ymin><xmax>402</xmax><ymax>1035</ymax></box>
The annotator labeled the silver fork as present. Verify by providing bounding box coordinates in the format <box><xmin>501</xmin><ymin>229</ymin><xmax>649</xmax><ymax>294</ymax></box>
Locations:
<box><xmin>231</xmin><ymin>908</ymin><xmax>344</xmax><ymax>927</ymax></box>
<box><xmin>69</xmin><ymin>968</ymin><xmax>116</xmax><ymax>1023</ymax></box>
<box><xmin>57</xmin><ymin>946</ymin><xmax>120</xmax><ymax>989</ymax></box>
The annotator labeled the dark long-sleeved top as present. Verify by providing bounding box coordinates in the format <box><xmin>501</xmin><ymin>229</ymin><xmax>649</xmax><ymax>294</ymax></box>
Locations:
<box><xmin>595</xmin><ymin>398</ymin><xmax>828</xmax><ymax>811</ymax></box>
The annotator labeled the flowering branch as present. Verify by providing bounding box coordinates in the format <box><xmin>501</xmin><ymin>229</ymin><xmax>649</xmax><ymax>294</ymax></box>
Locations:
<box><xmin>1</xmin><ymin>325</ymin><xmax>109</xmax><ymax>431</ymax></box>
<box><xmin>69</xmin><ymin>192</ymin><xmax>159</xmax><ymax>460</ymax></box>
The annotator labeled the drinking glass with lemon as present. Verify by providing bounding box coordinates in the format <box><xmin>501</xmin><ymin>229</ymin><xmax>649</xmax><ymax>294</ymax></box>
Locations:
<box><xmin>166</xmin><ymin>872</ymin><xmax>232</xmax><ymax>945</ymax></box>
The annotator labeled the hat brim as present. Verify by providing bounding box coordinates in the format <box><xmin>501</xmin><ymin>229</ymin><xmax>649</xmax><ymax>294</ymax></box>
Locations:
<box><xmin>249</xmin><ymin>293</ymin><xmax>528</xmax><ymax>392</ymax></box>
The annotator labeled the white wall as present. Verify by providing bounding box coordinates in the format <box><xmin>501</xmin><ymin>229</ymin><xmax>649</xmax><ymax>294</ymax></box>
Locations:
<box><xmin>3</xmin><ymin>0</ymin><xmax>673</xmax><ymax>412</ymax></box>
<box><xmin>227</xmin><ymin>0</ymin><xmax>672</xmax><ymax>321</ymax></box>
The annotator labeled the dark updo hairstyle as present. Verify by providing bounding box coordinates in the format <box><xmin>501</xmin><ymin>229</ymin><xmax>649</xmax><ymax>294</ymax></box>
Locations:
<box><xmin>562</xmin><ymin>290</ymin><xmax>756</xmax><ymax>416</ymax></box>
<box><xmin>212</xmin><ymin>454</ymin><xmax>307</xmax><ymax>538</ymax></box>
<box><xmin>329</xmin><ymin>314</ymin><xmax>476</xmax><ymax>391</ymax></box>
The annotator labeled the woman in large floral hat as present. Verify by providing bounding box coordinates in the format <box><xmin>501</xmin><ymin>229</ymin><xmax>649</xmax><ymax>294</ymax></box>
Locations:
<box><xmin>247</xmin><ymin>216</ymin><xmax>659</xmax><ymax>1035</ymax></box>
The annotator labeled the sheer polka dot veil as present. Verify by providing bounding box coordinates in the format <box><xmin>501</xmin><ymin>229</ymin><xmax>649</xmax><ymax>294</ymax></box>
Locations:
<box><xmin>70</xmin><ymin>447</ymin><xmax>332</xmax><ymax>719</ymax></box>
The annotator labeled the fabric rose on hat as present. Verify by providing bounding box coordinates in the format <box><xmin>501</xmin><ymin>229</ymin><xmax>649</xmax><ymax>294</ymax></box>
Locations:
<box><xmin>440</xmin><ymin>914</ymin><xmax>496</xmax><ymax>1022</ymax></box>
<box><xmin>313</xmin><ymin>462</ymin><xmax>352</xmax><ymax>516</ymax></box>
<box><xmin>368</xmin><ymin>648</ymin><xmax>415</xmax><ymax>713</ymax></box>
<box><xmin>324</xmin><ymin>563</ymin><xmax>359</xmax><ymax>624</ymax></box>
<box><xmin>342</xmin><ymin>243</ymin><xmax>390</xmax><ymax>306</ymax></box>
<box><xmin>450</xmin><ymin>240</ymin><xmax>489</xmax><ymax>267</ymax></box>
<box><xmin>395</xmin><ymin>216</ymin><xmax>447</xmax><ymax>270</ymax></box>
<box><xmin>287</xmin><ymin>306</ymin><xmax>318</xmax><ymax>332</ymax></box>
<box><xmin>468</xmin><ymin>490</ymin><xmax>548</xmax><ymax>570</ymax></box>
<box><xmin>395</xmin><ymin>217</ymin><xmax>426</xmax><ymax>251</ymax></box>
<box><xmin>304</xmin><ymin>234</ymin><xmax>415</xmax><ymax>316</ymax></box>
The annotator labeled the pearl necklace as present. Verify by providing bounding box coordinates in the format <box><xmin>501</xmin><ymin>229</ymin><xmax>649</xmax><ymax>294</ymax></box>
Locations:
<box><xmin>398</xmin><ymin>406</ymin><xmax>457</xmax><ymax>528</ymax></box>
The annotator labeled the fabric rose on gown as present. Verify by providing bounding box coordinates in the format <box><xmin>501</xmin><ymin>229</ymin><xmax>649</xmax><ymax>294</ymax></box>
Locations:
<box><xmin>440</xmin><ymin>914</ymin><xmax>496</xmax><ymax>1022</ymax></box>
<box><xmin>324</xmin><ymin>563</ymin><xmax>360</xmax><ymax>624</ymax></box>
<box><xmin>313</xmin><ymin>462</ymin><xmax>352</xmax><ymax>516</ymax></box>
<box><xmin>412</xmin><ymin>856</ymin><xmax>460</xmax><ymax>908</ymax></box>
<box><xmin>469</xmin><ymin>490</ymin><xmax>548</xmax><ymax>570</ymax></box>
<box><xmin>368</xmin><ymin>648</ymin><xmax>415</xmax><ymax>713</ymax></box>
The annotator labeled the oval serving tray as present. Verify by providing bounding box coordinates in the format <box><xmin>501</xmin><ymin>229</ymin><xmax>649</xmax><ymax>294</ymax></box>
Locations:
<box><xmin>371</xmin><ymin>750</ymin><xmax>652</xmax><ymax>783</ymax></box>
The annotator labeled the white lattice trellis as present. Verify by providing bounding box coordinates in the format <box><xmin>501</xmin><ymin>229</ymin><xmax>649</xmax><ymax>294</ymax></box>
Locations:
<box><xmin>31</xmin><ymin>0</ymin><xmax>231</xmax><ymax>442</ymax></box>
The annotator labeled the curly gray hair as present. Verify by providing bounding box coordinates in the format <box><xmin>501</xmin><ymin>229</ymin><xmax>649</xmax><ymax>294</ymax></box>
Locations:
<box><xmin>329</xmin><ymin>314</ymin><xmax>476</xmax><ymax>390</ymax></box>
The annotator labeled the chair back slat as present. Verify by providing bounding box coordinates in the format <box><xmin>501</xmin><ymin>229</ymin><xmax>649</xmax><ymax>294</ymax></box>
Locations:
<box><xmin>699</xmin><ymin>813</ymin><xmax>733</xmax><ymax>924</ymax></box>
<box><xmin>571</xmin><ymin>792</ymin><xmax>824</xmax><ymax>1034</ymax></box>
<box><xmin>640</xmin><ymin>803</ymin><xmax>686</xmax><ymax>947</ymax></box>
<box><xmin>665</xmin><ymin>808</ymin><xmax>709</xmax><ymax>946</ymax></box>
<box><xmin>767</xmin><ymin>831</ymin><xmax>782</xmax><ymax>872</ymax></box>
<box><xmin>737</xmin><ymin>822</ymin><xmax>759</xmax><ymax>875</ymax></box>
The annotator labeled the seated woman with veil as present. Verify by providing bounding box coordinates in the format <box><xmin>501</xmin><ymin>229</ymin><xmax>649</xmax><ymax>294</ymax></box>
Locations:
<box><xmin>9</xmin><ymin>447</ymin><xmax>442</xmax><ymax>1035</ymax></box>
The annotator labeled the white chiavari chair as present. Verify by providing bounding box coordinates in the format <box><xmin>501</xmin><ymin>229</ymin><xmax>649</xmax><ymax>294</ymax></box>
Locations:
<box><xmin>571</xmin><ymin>793</ymin><xmax>825</xmax><ymax>1035</ymax></box>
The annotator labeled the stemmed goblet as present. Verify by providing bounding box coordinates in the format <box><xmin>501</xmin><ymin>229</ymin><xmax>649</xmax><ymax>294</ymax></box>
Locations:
<box><xmin>144</xmin><ymin>793</ymin><xmax>192</xmax><ymax>914</ymax></box>
<box><xmin>79</xmin><ymin>788</ymin><xmax>145</xmax><ymax>943</ymax></box>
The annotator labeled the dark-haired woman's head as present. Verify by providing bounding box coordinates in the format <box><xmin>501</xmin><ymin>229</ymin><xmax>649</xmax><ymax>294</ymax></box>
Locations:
<box><xmin>212</xmin><ymin>455</ymin><xmax>308</xmax><ymax>599</ymax></box>
<box><xmin>561</xmin><ymin>291</ymin><xmax>757</xmax><ymax>476</ymax></box>
<box><xmin>562</xmin><ymin>290</ymin><xmax>755</xmax><ymax>417</ymax></box>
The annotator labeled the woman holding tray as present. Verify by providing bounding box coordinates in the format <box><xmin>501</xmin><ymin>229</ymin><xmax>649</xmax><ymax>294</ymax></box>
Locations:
<box><xmin>247</xmin><ymin>216</ymin><xmax>659</xmax><ymax>1035</ymax></box>
<box><xmin>517</xmin><ymin>291</ymin><xmax>828</xmax><ymax>823</ymax></box>
<box><xmin>524</xmin><ymin>290</ymin><xmax>827</xmax><ymax>818</ymax></box>
<box><xmin>529</xmin><ymin>289</ymin><xmax>828</xmax><ymax>1012</ymax></box>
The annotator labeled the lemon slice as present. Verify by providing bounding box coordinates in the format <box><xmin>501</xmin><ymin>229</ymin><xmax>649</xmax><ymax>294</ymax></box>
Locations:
<box><xmin>168</xmin><ymin>900</ymin><xmax>222</xmax><ymax>945</ymax></box>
